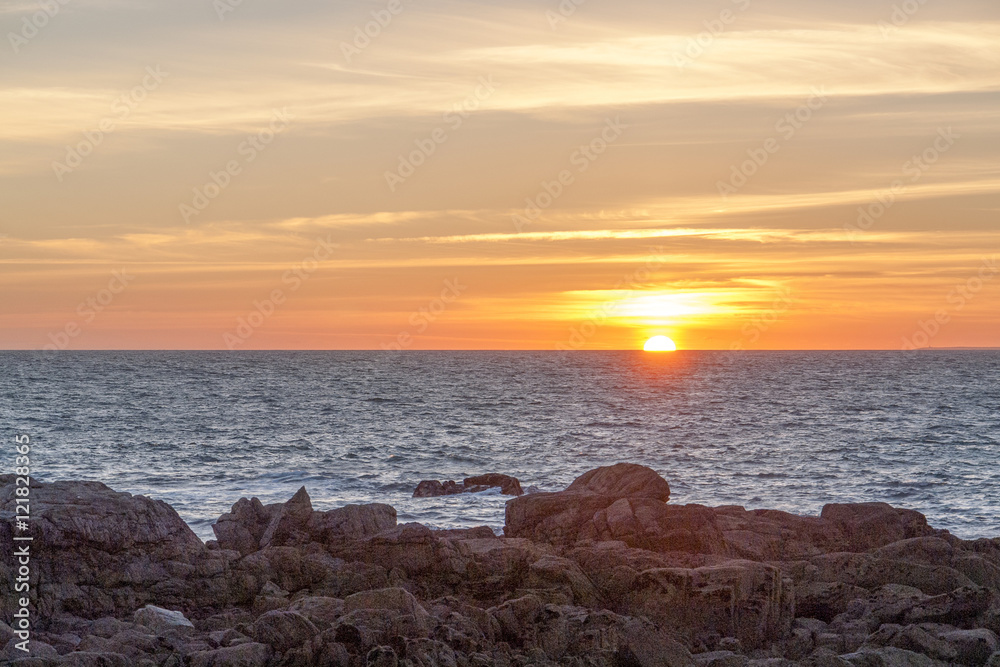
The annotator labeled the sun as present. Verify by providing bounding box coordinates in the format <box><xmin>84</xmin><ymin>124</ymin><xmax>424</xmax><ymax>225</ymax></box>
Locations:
<box><xmin>643</xmin><ymin>335</ymin><xmax>677</xmax><ymax>352</ymax></box>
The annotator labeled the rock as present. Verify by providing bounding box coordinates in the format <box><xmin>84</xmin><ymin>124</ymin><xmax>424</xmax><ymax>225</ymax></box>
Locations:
<box><xmin>628</xmin><ymin>561</ymin><xmax>794</xmax><ymax>650</ymax></box>
<box><xmin>307</xmin><ymin>503</ymin><xmax>397</xmax><ymax>544</ymax></box>
<box><xmin>939</xmin><ymin>629</ymin><xmax>999</xmax><ymax>666</ymax></box>
<box><xmin>567</xmin><ymin>464</ymin><xmax>671</xmax><ymax>501</ymax></box>
<box><xmin>259</xmin><ymin>486</ymin><xmax>313</xmax><ymax>548</ymax></box>
<box><xmin>212</xmin><ymin>497</ymin><xmax>278</xmax><ymax>557</ymax></box>
<box><xmin>7</xmin><ymin>468</ymin><xmax>1000</xmax><ymax>667</ymax></box>
<box><xmin>614</xmin><ymin>621</ymin><xmax>697</xmax><ymax>666</ymax></box>
<box><xmin>310</xmin><ymin>631</ymin><xmax>351</xmax><ymax>666</ymax></box>
<box><xmin>890</xmin><ymin>625</ymin><xmax>957</xmax><ymax>662</ymax></box>
<box><xmin>0</xmin><ymin>478</ymin><xmax>210</xmax><ymax>619</ymax></box>
<box><xmin>504</xmin><ymin>465</ymin><xmax>673</xmax><ymax>546</ymax></box>
<box><xmin>366</xmin><ymin>645</ymin><xmax>399</xmax><ymax>666</ymax></box>
<box><xmin>412</xmin><ymin>473</ymin><xmax>523</xmax><ymax>497</ymax></box>
<box><xmin>0</xmin><ymin>621</ymin><xmax>15</xmax><ymax>647</ymax></box>
<box><xmin>985</xmin><ymin>652</ymin><xmax>1000</xmax><ymax>667</ymax></box>
<box><xmin>344</xmin><ymin>587</ymin><xmax>431</xmax><ymax>632</ymax></box>
<box><xmin>249</xmin><ymin>610</ymin><xmax>319</xmax><ymax>653</ymax></box>
<box><xmin>840</xmin><ymin>646</ymin><xmax>938</xmax><ymax>666</ymax></box>
<box><xmin>820</xmin><ymin>504</ymin><xmax>935</xmax><ymax>552</ymax></box>
<box><xmin>132</xmin><ymin>605</ymin><xmax>194</xmax><ymax>635</ymax></box>
<box><xmin>413</xmin><ymin>480</ymin><xmax>448</xmax><ymax>497</ymax></box>
<box><xmin>901</xmin><ymin>586</ymin><xmax>994</xmax><ymax>625</ymax></box>
<box><xmin>693</xmin><ymin>650</ymin><xmax>750</xmax><ymax>667</ymax></box>
<box><xmin>490</xmin><ymin>595</ymin><xmax>544</xmax><ymax>644</ymax></box>
<box><xmin>56</xmin><ymin>653</ymin><xmax>131</xmax><ymax>667</ymax></box>
<box><xmin>787</xmin><ymin>627</ymin><xmax>816</xmax><ymax>659</ymax></box>
<box><xmin>188</xmin><ymin>642</ymin><xmax>273</xmax><ymax>667</ymax></box>
<box><xmin>805</xmin><ymin>649</ymin><xmax>856</xmax><ymax>667</ymax></box>
<box><xmin>465</xmin><ymin>474</ymin><xmax>524</xmax><ymax>496</ymax></box>
<box><xmin>0</xmin><ymin>637</ymin><xmax>59</xmax><ymax>661</ymax></box>
<box><xmin>287</xmin><ymin>596</ymin><xmax>345</xmax><ymax>629</ymax></box>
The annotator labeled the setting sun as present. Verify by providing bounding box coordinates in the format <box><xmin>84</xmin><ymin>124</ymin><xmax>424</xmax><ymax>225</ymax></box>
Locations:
<box><xmin>643</xmin><ymin>335</ymin><xmax>678</xmax><ymax>352</ymax></box>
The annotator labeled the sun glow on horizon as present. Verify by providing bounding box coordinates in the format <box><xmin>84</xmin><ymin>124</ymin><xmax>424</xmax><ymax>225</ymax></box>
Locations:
<box><xmin>643</xmin><ymin>335</ymin><xmax>678</xmax><ymax>352</ymax></box>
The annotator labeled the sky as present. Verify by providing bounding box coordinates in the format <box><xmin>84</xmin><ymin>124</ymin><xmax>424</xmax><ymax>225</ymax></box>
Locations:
<box><xmin>1</xmin><ymin>0</ymin><xmax>998</xmax><ymax>350</ymax></box>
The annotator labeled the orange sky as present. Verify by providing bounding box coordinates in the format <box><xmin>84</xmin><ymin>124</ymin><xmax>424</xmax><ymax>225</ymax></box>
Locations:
<box><xmin>1</xmin><ymin>0</ymin><xmax>999</xmax><ymax>350</ymax></box>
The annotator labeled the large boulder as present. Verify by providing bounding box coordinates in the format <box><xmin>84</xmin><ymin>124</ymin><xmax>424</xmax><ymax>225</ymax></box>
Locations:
<box><xmin>0</xmin><ymin>477</ymin><xmax>220</xmax><ymax>622</ymax></box>
<box><xmin>504</xmin><ymin>464</ymin><xmax>672</xmax><ymax>546</ymax></box>
<box><xmin>566</xmin><ymin>463</ymin><xmax>671</xmax><ymax>501</ymax></box>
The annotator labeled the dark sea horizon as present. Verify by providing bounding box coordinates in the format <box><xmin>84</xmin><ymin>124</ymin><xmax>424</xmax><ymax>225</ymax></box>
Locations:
<box><xmin>3</xmin><ymin>350</ymin><xmax>998</xmax><ymax>541</ymax></box>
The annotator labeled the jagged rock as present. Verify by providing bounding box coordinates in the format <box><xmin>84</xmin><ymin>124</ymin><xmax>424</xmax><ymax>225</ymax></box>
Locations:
<box><xmin>5</xmin><ymin>469</ymin><xmax>1000</xmax><ymax>667</ymax></box>
<box><xmin>212</xmin><ymin>497</ymin><xmax>278</xmax><ymax>557</ymax></box>
<box><xmin>259</xmin><ymin>486</ymin><xmax>313</xmax><ymax>548</ymax></box>
<box><xmin>214</xmin><ymin>491</ymin><xmax>396</xmax><ymax>558</ymax></box>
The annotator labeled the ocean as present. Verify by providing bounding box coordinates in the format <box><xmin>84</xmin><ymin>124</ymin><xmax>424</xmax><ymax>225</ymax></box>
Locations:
<box><xmin>2</xmin><ymin>350</ymin><xmax>998</xmax><ymax>540</ymax></box>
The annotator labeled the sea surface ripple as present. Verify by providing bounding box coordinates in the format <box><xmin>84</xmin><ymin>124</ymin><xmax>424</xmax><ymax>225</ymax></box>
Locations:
<box><xmin>2</xmin><ymin>351</ymin><xmax>998</xmax><ymax>540</ymax></box>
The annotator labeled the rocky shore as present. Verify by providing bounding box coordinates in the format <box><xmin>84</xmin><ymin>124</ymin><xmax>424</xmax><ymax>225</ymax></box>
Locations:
<box><xmin>2</xmin><ymin>463</ymin><xmax>999</xmax><ymax>667</ymax></box>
